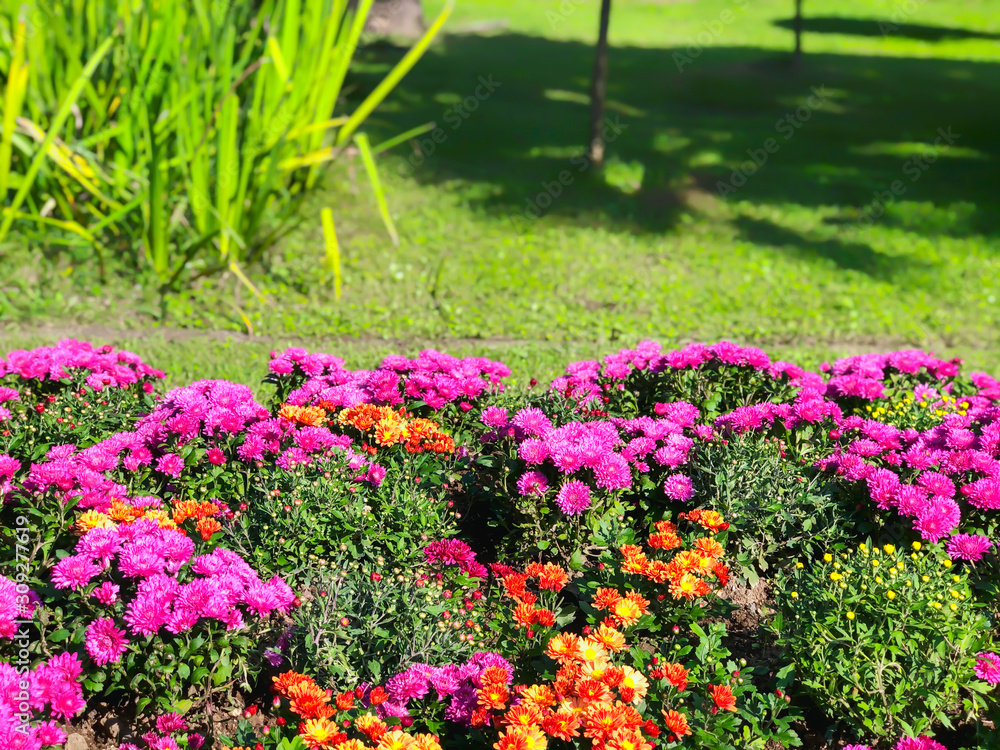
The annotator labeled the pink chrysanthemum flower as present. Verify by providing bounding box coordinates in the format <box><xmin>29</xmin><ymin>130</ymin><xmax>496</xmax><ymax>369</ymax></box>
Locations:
<box><xmin>480</xmin><ymin>406</ymin><xmax>509</xmax><ymax>428</ymax></box>
<box><xmin>974</xmin><ymin>652</ymin><xmax>1000</xmax><ymax>686</ymax></box>
<box><xmin>894</xmin><ymin>736</ymin><xmax>947</xmax><ymax>750</ymax></box>
<box><xmin>92</xmin><ymin>582</ymin><xmax>121</xmax><ymax>606</ymax></box>
<box><xmin>156</xmin><ymin>713</ymin><xmax>189</xmax><ymax>733</ymax></box>
<box><xmin>946</xmin><ymin>534</ymin><xmax>993</xmax><ymax>562</ymax></box>
<box><xmin>51</xmin><ymin>556</ymin><xmax>102</xmax><ymax>590</ymax></box>
<box><xmin>663</xmin><ymin>473</ymin><xmax>695</xmax><ymax>501</ymax></box>
<box><xmin>516</xmin><ymin>470</ymin><xmax>549</xmax><ymax>497</ymax></box>
<box><xmin>914</xmin><ymin>497</ymin><xmax>960</xmax><ymax>543</ymax></box>
<box><xmin>554</xmin><ymin>480</ymin><xmax>592</xmax><ymax>515</ymax></box>
<box><xmin>85</xmin><ymin>618</ymin><xmax>130</xmax><ymax>666</ymax></box>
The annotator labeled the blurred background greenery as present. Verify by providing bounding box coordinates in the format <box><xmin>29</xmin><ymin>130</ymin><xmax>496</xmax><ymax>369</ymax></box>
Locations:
<box><xmin>1</xmin><ymin>0</ymin><xmax>997</xmax><ymax>389</ymax></box>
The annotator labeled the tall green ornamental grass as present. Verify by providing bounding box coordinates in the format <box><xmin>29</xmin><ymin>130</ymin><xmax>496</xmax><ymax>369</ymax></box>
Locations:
<box><xmin>0</xmin><ymin>0</ymin><xmax>453</xmax><ymax>290</ymax></box>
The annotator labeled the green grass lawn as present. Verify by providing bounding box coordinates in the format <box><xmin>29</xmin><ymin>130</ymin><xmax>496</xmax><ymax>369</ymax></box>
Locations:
<box><xmin>2</xmin><ymin>0</ymin><xmax>999</xmax><ymax>389</ymax></box>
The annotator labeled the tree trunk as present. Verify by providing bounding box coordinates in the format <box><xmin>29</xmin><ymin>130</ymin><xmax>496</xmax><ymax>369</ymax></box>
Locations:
<box><xmin>586</xmin><ymin>0</ymin><xmax>613</xmax><ymax>166</ymax></box>
<box><xmin>792</xmin><ymin>0</ymin><xmax>803</xmax><ymax>67</ymax></box>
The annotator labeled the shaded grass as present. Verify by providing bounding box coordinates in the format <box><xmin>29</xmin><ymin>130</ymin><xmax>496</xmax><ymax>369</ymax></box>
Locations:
<box><xmin>2</xmin><ymin>0</ymin><xmax>998</xmax><ymax>384</ymax></box>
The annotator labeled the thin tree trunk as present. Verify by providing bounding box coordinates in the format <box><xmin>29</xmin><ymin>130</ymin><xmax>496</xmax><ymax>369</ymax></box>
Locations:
<box><xmin>793</xmin><ymin>0</ymin><xmax>803</xmax><ymax>67</ymax></box>
<box><xmin>587</xmin><ymin>0</ymin><xmax>613</xmax><ymax>166</ymax></box>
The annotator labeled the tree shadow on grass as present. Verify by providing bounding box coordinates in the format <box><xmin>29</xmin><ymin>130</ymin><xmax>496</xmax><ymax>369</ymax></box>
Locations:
<box><xmin>346</xmin><ymin>31</ymin><xmax>1000</xmax><ymax>276</ymax></box>
<box><xmin>772</xmin><ymin>16</ymin><xmax>1000</xmax><ymax>42</ymax></box>
<box><xmin>733</xmin><ymin>215</ymin><xmax>932</xmax><ymax>282</ymax></box>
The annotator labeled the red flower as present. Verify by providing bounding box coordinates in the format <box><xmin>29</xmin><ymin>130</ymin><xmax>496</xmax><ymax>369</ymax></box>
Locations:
<box><xmin>708</xmin><ymin>684</ymin><xmax>737</xmax><ymax>712</ymax></box>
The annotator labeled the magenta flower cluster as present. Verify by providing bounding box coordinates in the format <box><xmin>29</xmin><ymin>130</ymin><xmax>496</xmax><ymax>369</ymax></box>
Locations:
<box><xmin>1</xmin><ymin>576</ymin><xmax>39</xmax><ymax>640</ymax></box>
<box><xmin>55</xmin><ymin>519</ymin><xmax>294</xmax><ymax>650</ymax></box>
<box><xmin>0</xmin><ymin>339</ymin><xmax>164</xmax><ymax>391</ymax></box>
<box><xmin>375</xmin><ymin>651</ymin><xmax>513</xmax><ymax>725</ymax></box>
<box><xmin>269</xmin><ymin>347</ymin><xmax>510</xmax><ymax>411</ymax></box>
<box><xmin>116</xmin><ymin>712</ymin><xmax>204</xmax><ymax>750</ymax></box>
<box><xmin>1</xmin><ymin>654</ymin><xmax>86</xmax><ymax>749</ymax></box>
<box><xmin>483</xmin><ymin>402</ymin><xmax>705</xmax><ymax>515</ymax></box>
<box><xmin>423</xmin><ymin>539</ymin><xmax>487</xmax><ymax>579</ymax></box>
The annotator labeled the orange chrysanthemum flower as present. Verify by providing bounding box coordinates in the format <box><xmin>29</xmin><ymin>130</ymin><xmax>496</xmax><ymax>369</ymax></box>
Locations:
<box><xmin>470</xmin><ymin>707</ymin><xmax>492</xmax><ymax>728</ymax></box>
<box><xmin>712</xmin><ymin>561</ymin><xmax>730</xmax><ymax>587</ymax></box>
<box><xmin>300</xmin><ymin>717</ymin><xmax>339</xmax><ymax>749</ymax></box>
<box><xmin>709</xmin><ymin>684</ymin><xmax>738</xmax><ymax>712</ymax></box>
<box><xmin>541</xmin><ymin>710</ymin><xmax>581</xmax><ymax>741</ymax></box>
<box><xmin>537</xmin><ymin>564</ymin><xmax>568</xmax><ymax>592</ymax></box>
<box><xmin>280</xmin><ymin>404</ymin><xmax>328</xmax><ymax>427</ymax></box>
<box><xmin>369</xmin><ymin>686</ymin><xmax>390</xmax><ymax>706</ymax></box>
<box><xmin>669</xmin><ymin>573</ymin><xmax>709</xmax><ymax>600</ymax></box>
<box><xmin>610</xmin><ymin>599</ymin><xmax>643</xmax><ymax>628</ymax></box>
<box><xmin>519</xmin><ymin>684</ymin><xmax>558</xmax><ymax>709</ymax></box>
<box><xmin>693</xmin><ymin>537</ymin><xmax>724</xmax><ymax>559</ymax></box>
<box><xmin>640</xmin><ymin>560</ymin><xmax>672</xmax><ymax>584</ymax></box>
<box><xmin>654</xmin><ymin>520</ymin><xmax>678</xmax><ymax>534</ymax></box>
<box><xmin>494</xmin><ymin>726</ymin><xmax>547</xmax><ymax>750</ymax></box>
<box><xmin>575</xmin><ymin>678</ymin><xmax>612</xmax><ymax>704</ymax></box>
<box><xmin>647</xmin><ymin>531</ymin><xmax>682</xmax><ymax>551</ymax></box>
<box><xmin>661</xmin><ymin>663</ymin><xmax>689</xmax><ymax>692</ymax></box>
<box><xmin>355</xmin><ymin>713</ymin><xmax>388</xmax><ymax>741</ymax></box>
<box><xmin>376</xmin><ymin>729</ymin><xmax>418</xmax><ymax>750</ymax></box>
<box><xmin>619</xmin><ymin>667</ymin><xmax>649</xmax><ymax>703</ymax></box>
<box><xmin>513</xmin><ymin>602</ymin><xmax>538</xmax><ymax>626</ymax></box>
<box><xmin>606</xmin><ymin>727</ymin><xmax>653</xmax><ymax>750</ymax></box>
<box><xmin>478</xmin><ymin>684</ymin><xmax>510</xmax><ymax>711</ymax></box>
<box><xmin>546</xmin><ymin>633</ymin><xmax>580</xmax><ymax>664</ymax></box>
<box><xmin>576</xmin><ymin>640</ymin><xmax>610</xmax><ymax>666</ymax></box>
<box><xmin>481</xmin><ymin>666</ymin><xmax>511</xmax><ymax>688</ymax></box>
<box><xmin>502</xmin><ymin>574</ymin><xmax>530</xmax><ymax>600</ymax></box>
<box><xmin>172</xmin><ymin>500</ymin><xmax>200</xmax><ymax>524</ymax></box>
<box><xmin>681</xmin><ymin>509</ymin><xmax>727</xmax><ymax>532</ymax></box>
<box><xmin>335</xmin><ymin>691</ymin><xmax>355</xmax><ymax>711</ymax></box>
<box><xmin>331</xmin><ymin>740</ymin><xmax>367</xmax><ymax>750</ymax></box>
<box><xmin>534</xmin><ymin>609</ymin><xmax>555</xmax><ymax>627</ymax></box>
<box><xmin>583</xmin><ymin>703</ymin><xmax>627</xmax><ymax>741</ymax></box>
<box><xmin>588</xmin><ymin>624</ymin><xmax>627</xmax><ymax>653</ymax></box>
<box><xmin>662</xmin><ymin>709</ymin><xmax>691</xmax><ymax>737</ymax></box>
<box><xmin>76</xmin><ymin>509</ymin><xmax>114</xmax><ymax>534</ymax></box>
<box><xmin>272</xmin><ymin>670</ymin><xmax>312</xmax><ymax>696</ymax></box>
<box><xmin>672</xmin><ymin>550</ymin><xmax>712</xmax><ymax>574</ymax></box>
<box><xmin>413</xmin><ymin>735</ymin><xmax>443</xmax><ymax>750</ymax></box>
<box><xmin>108</xmin><ymin>500</ymin><xmax>143</xmax><ymax>523</ymax></box>
<box><xmin>288</xmin><ymin>680</ymin><xmax>333</xmax><ymax>719</ymax></box>
<box><xmin>503</xmin><ymin>703</ymin><xmax>543</xmax><ymax>728</ymax></box>
<box><xmin>592</xmin><ymin>588</ymin><xmax>623</xmax><ymax>611</ymax></box>
<box><xmin>195</xmin><ymin>517</ymin><xmax>222</xmax><ymax>541</ymax></box>
<box><xmin>601</xmin><ymin>666</ymin><xmax>625</xmax><ymax>689</ymax></box>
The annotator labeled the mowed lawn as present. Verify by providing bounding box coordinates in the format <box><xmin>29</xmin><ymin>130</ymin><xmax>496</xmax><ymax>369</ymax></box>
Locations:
<box><xmin>2</xmin><ymin>0</ymin><xmax>999</xmax><ymax>389</ymax></box>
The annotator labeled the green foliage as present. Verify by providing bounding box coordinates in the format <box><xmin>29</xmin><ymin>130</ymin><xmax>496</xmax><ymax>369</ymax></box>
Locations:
<box><xmin>228</xmin><ymin>458</ymin><xmax>456</xmax><ymax>584</ymax></box>
<box><xmin>287</xmin><ymin>554</ymin><xmax>483</xmax><ymax>685</ymax></box>
<box><xmin>769</xmin><ymin>541</ymin><xmax>996</xmax><ymax>739</ymax></box>
<box><xmin>689</xmin><ymin>433</ymin><xmax>858</xmax><ymax>580</ymax></box>
<box><xmin>0</xmin><ymin>0</ymin><xmax>452</xmax><ymax>287</ymax></box>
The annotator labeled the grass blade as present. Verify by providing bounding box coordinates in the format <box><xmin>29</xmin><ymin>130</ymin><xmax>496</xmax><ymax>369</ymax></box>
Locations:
<box><xmin>354</xmin><ymin>132</ymin><xmax>398</xmax><ymax>247</ymax></box>
<box><xmin>0</xmin><ymin>16</ymin><xmax>28</xmax><ymax>201</ymax></box>
<box><xmin>371</xmin><ymin>121</ymin><xmax>436</xmax><ymax>156</ymax></box>
<box><xmin>320</xmin><ymin>206</ymin><xmax>342</xmax><ymax>299</ymax></box>
<box><xmin>0</xmin><ymin>35</ymin><xmax>114</xmax><ymax>244</ymax></box>
<box><xmin>336</xmin><ymin>0</ymin><xmax>455</xmax><ymax>146</ymax></box>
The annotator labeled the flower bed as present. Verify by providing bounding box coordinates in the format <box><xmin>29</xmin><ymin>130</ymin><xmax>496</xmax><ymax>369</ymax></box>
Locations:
<box><xmin>1</xmin><ymin>339</ymin><xmax>998</xmax><ymax>750</ymax></box>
